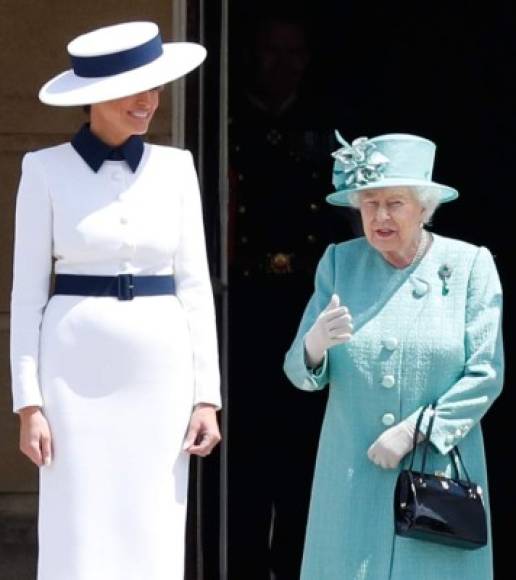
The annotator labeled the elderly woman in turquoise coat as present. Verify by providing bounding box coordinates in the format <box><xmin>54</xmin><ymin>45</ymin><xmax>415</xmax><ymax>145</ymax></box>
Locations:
<box><xmin>284</xmin><ymin>132</ymin><xmax>504</xmax><ymax>580</ymax></box>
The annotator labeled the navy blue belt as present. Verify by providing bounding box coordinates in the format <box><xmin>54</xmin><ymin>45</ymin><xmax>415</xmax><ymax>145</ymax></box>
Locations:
<box><xmin>54</xmin><ymin>274</ymin><xmax>176</xmax><ymax>301</ymax></box>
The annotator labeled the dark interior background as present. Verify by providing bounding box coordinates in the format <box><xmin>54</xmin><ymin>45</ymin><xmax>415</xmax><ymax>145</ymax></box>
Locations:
<box><xmin>224</xmin><ymin>1</ymin><xmax>514</xmax><ymax>577</ymax></box>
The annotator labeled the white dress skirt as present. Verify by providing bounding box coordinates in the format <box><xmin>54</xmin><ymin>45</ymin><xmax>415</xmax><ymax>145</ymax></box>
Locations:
<box><xmin>10</xmin><ymin>144</ymin><xmax>221</xmax><ymax>580</ymax></box>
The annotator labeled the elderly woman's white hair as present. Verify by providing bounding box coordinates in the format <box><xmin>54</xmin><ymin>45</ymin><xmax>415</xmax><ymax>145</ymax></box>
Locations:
<box><xmin>347</xmin><ymin>187</ymin><xmax>442</xmax><ymax>225</ymax></box>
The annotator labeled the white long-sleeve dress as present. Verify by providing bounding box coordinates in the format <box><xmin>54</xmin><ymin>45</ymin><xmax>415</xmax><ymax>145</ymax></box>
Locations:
<box><xmin>10</xmin><ymin>142</ymin><xmax>221</xmax><ymax>580</ymax></box>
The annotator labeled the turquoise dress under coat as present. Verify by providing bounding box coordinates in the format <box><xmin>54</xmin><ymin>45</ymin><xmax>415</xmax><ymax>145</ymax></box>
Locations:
<box><xmin>284</xmin><ymin>234</ymin><xmax>503</xmax><ymax>580</ymax></box>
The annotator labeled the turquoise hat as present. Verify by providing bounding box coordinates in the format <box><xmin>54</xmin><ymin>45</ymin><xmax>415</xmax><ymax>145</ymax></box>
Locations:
<box><xmin>326</xmin><ymin>131</ymin><xmax>459</xmax><ymax>207</ymax></box>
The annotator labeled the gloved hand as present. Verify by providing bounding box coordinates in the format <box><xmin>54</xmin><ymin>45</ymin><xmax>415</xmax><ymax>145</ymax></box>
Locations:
<box><xmin>304</xmin><ymin>294</ymin><xmax>353</xmax><ymax>368</ymax></box>
<box><xmin>367</xmin><ymin>420</ymin><xmax>424</xmax><ymax>469</ymax></box>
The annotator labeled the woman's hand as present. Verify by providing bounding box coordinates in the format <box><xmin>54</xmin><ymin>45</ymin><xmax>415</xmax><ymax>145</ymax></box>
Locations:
<box><xmin>367</xmin><ymin>420</ymin><xmax>424</xmax><ymax>469</ymax></box>
<box><xmin>183</xmin><ymin>403</ymin><xmax>221</xmax><ymax>457</ymax></box>
<box><xmin>19</xmin><ymin>406</ymin><xmax>53</xmax><ymax>467</ymax></box>
<box><xmin>304</xmin><ymin>294</ymin><xmax>353</xmax><ymax>367</ymax></box>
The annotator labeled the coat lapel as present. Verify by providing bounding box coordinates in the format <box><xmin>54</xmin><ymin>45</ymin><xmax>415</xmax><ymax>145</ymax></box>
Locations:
<box><xmin>347</xmin><ymin>234</ymin><xmax>445</xmax><ymax>333</ymax></box>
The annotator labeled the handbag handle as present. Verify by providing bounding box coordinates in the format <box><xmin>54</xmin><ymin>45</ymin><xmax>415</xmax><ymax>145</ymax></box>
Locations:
<box><xmin>451</xmin><ymin>447</ymin><xmax>473</xmax><ymax>486</ymax></box>
<box><xmin>408</xmin><ymin>402</ymin><xmax>436</xmax><ymax>472</ymax></box>
<box><xmin>407</xmin><ymin>402</ymin><xmax>473</xmax><ymax>485</ymax></box>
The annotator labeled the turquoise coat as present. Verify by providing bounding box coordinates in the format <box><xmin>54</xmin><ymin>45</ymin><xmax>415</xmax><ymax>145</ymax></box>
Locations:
<box><xmin>284</xmin><ymin>234</ymin><xmax>503</xmax><ymax>580</ymax></box>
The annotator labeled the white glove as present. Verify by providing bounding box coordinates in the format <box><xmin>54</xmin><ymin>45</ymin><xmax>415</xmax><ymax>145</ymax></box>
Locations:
<box><xmin>367</xmin><ymin>420</ymin><xmax>424</xmax><ymax>469</ymax></box>
<box><xmin>304</xmin><ymin>294</ymin><xmax>353</xmax><ymax>368</ymax></box>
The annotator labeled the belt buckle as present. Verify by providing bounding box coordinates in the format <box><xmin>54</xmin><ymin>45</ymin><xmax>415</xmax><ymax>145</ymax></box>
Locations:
<box><xmin>117</xmin><ymin>274</ymin><xmax>134</xmax><ymax>300</ymax></box>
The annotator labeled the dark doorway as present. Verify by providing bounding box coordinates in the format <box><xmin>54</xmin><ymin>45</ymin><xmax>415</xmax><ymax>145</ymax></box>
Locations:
<box><xmin>224</xmin><ymin>1</ymin><xmax>513</xmax><ymax>579</ymax></box>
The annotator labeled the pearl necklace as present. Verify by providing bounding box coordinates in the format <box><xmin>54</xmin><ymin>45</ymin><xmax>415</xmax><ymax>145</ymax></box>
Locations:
<box><xmin>410</xmin><ymin>229</ymin><xmax>430</xmax><ymax>266</ymax></box>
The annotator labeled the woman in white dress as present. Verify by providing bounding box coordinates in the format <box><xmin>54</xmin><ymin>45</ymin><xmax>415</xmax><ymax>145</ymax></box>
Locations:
<box><xmin>10</xmin><ymin>22</ymin><xmax>221</xmax><ymax>580</ymax></box>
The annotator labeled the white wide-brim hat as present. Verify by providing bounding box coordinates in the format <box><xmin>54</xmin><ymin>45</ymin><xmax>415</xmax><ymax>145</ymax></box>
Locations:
<box><xmin>39</xmin><ymin>21</ymin><xmax>207</xmax><ymax>106</ymax></box>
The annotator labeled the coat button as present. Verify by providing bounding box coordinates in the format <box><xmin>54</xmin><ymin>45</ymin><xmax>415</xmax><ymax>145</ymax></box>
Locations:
<box><xmin>382</xmin><ymin>337</ymin><xmax>399</xmax><ymax>351</ymax></box>
<box><xmin>381</xmin><ymin>375</ymin><xmax>396</xmax><ymax>389</ymax></box>
<box><xmin>111</xmin><ymin>172</ymin><xmax>123</xmax><ymax>182</ymax></box>
<box><xmin>410</xmin><ymin>277</ymin><xmax>429</xmax><ymax>298</ymax></box>
<box><xmin>382</xmin><ymin>413</ymin><xmax>396</xmax><ymax>426</ymax></box>
<box><xmin>120</xmin><ymin>216</ymin><xmax>129</xmax><ymax>225</ymax></box>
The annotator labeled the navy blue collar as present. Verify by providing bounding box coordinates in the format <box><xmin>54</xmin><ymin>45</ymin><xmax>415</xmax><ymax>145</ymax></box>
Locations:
<box><xmin>71</xmin><ymin>124</ymin><xmax>144</xmax><ymax>173</ymax></box>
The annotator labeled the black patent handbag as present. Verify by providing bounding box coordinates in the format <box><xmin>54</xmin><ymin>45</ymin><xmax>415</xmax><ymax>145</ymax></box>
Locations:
<box><xmin>394</xmin><ymin>403</ymin><xmax>488</xmax><ymax>550</ymax></box>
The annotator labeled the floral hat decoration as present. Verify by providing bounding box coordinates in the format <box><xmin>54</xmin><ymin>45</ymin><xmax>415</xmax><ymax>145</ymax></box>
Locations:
<box><xmin>326</xmin><ymin>131</ymin><xmax>459</xmax><ymax>207</ymax></box>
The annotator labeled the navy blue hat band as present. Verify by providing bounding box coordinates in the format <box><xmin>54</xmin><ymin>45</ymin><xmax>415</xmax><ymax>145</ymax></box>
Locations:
<box><xmin>71</xmin><ymin>33</ymin><xmax>163</xmax><ymax>78</ymax></box>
